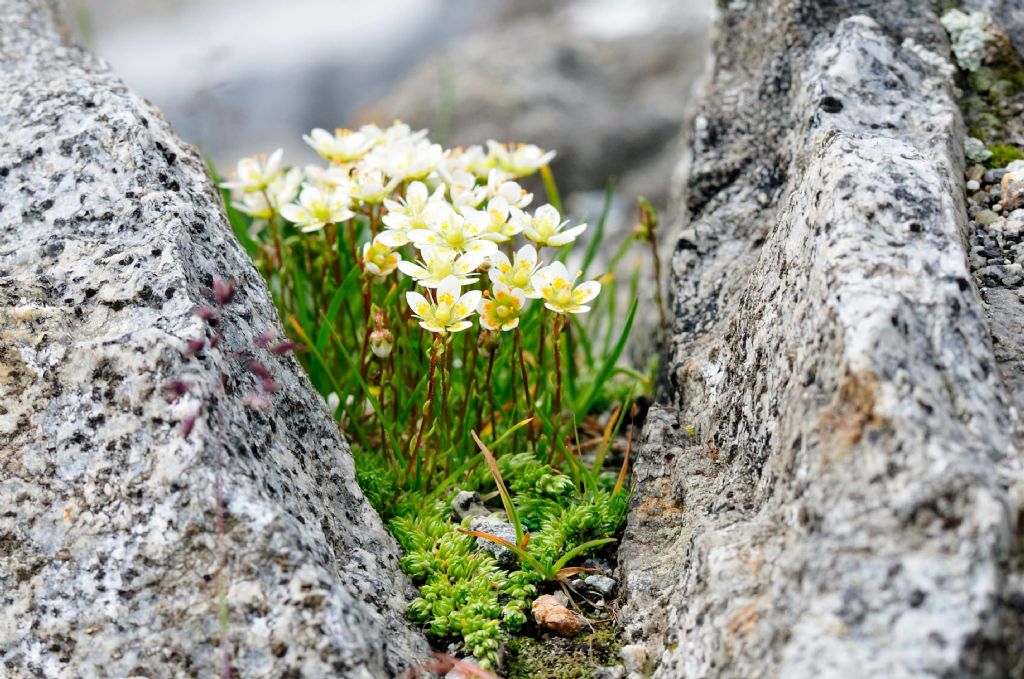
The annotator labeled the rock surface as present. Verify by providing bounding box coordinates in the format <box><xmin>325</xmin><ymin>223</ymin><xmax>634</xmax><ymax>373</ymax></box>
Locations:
<box><xmin>0</xmin><ymin>1</ymin><xmax>428</xmax><ymax>676</ymax></box>
<box><xmin>619</xmin><ymin>2</ymin><xmax>1024</xmax><ymax>677</ymax></box>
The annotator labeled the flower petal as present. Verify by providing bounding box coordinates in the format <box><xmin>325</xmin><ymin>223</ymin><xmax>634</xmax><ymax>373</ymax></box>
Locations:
<box><xmin>572</xmin><ymin>281</ymin><xmax>601</xmax><ymax>305</ymax></box>
<box><xmin>406</xmin><ymin>291</ymin><xmax>431</xmax><ymax>318</ymax></box>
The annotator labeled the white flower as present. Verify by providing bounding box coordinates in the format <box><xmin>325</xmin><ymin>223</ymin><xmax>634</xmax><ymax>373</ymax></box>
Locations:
<box><xmin>487</xmin><ymin>140</ymin><xmax>556</xmax><ymax>178</ymax></box>
<box><xmin>303</xmin><ymin>165</ymin><xmax>354</xmax><ymax>193</ymax></box>
<box><xmin>477</xmin><ymin>283</ymin><xmax>528</xmax><ymax>332</ymax></box>
<box><xmin>443</xmin><ymin>144</ymin><xmax>493</xmax><ymax>179</ymax></box>
<box><xmin>488</xmin><ymin>244</ymin><xmax>542</xmax><ymax>298</ymax></box>
<box><xmin>446</xmin><ymin>169</ymin><xmax>487</xmax><ymax>209</ymax></box>
<box><xmin>463</xmin><ymin>196</ymin><xmax>521</xmax><ymax>242</ymax></box>
<box><xmin>351</xmin><ymin>165</ymin><xmax>399</xmax><ymax>205</ymax></box>
<box><xmin>362</xmin><ymin>236</ymin><xmax>402</xmax><ymax>278</ymax></box>
<box><xmin>303</xmin><ymin>128</ymin><xmax>375</xmax><ymax>164</ymax></box>
<box><xmin>486</xmin><ymin>169</ymin><xmax>533</xmax><ymax>209</ymax></box>
<box><xmin>531</xmin><ymin>261</ymin><xmax>601</xmax><ymax>314</ymax></box>
<box><xmin>360</xmin><ymin>121</ymin><xmax>429</xmax><ymax>148</ymax></box>
<box><xmin>514</xmin><ymin>204</ymin><xmax>586</xmax><ymax>247</ymax></box>
<box><xmin>280</xmin><ymin>186</ymin><xmax>355</xmax><ymax>232</ymax></box>
<box><xmin>396</xmin><ymin>247</ymin><xmax>485</xmax><ymax>288</ymax></box>
<box><xmin>379</xmin><ymin>181</ymin><xmax>447</xmax><ymax>247</ymax></box>
<box><xmin>408</xmin><ymin>203</ymin><xmax>498</xmax><ymax>257</ymax></box>
<box><xmin>406</xmin><ymin>275</ymin><xmax>481</xmax><ymax>334</ymax></box>
<box><xmin>231</xmin><ymin>167</ymin><xmax>301</xmax><ymax>219</ymax></box>
<box><xmin>367</xmin><ymin>140</ymin><xmax>445</xmax><ymax>182</ymax></box>
<box><xmin>220</xmin><ymin>148</ymin><xmax>284</xmax><ymax>193</ymax></box>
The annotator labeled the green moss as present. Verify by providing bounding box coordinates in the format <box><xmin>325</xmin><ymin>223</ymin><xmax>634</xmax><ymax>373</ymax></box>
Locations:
<box><xmin>988</xmin><ymin>144</ymin><xmax>1024</xmax><ymax>168</ymax></box>
<box><xmin>505</xmin><ymin>627</ymin><xmax>622</xmax><ymax>679</ymax></box>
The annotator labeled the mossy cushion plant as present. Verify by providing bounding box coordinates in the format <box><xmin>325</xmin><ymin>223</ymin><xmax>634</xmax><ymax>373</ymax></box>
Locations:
<box><xmin>216</xmin><ymin>123</ymin><xmax>654</xmax><ymax>671</ymax></box>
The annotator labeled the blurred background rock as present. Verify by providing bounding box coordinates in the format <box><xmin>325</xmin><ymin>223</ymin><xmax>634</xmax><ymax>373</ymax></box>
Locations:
<box><xmin>62</xmin><ymin>0</ymin><xmax>712</xmax><ymax>208</ymax></box>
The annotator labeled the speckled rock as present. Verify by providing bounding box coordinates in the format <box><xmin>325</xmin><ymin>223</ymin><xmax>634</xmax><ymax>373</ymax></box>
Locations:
<box><xmin>619</xmin><ymin>3</ymin><xmax>1024</xmax><ymax>678</ymax></box>
<box><xmin>0</xmin><ymin>1</ymin><xmax>429</xmax><ymax>677</ymax></box>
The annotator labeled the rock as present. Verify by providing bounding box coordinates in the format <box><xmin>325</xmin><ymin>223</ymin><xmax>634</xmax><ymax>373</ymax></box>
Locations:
<box><xmin>977</xmin><ymin>208</ymin><xmax>1002</xmax><ymax>224</ymax></box>
<box><xmin>359</xmin><ymin>0</ymin><xmax>714</xmax><ymax>208</ymax></box>
<box><xmin>594</xmin><ymin>666</ymin><xmax>627</xmax><ymax>679</ymax></box>
<box><xmin>451</xmin><ymin>489</ymin><xmax>488</xmax><ymax>522</ymax></box>
<box><xmin>966</xmin><ymin>163</ymin><xmax>986</xmax><ymax>181</ymax></box>
<box><xmin>531</xmin><ymin>594</ymin><xmax>581</xmax><ymax>636</ymax></box>
<box><xmin>619</xmin><ymin>644</ymin><xmax>648</xmax><ymax>674</ymax></box>
<box><xmin>580</xmin><ymin>574</ymin><xmax>617</xmax><ymax>599</ymax></box>
<box><xmin>0</xmin><ymin>2</ymin><xmax>429</xmax><ymax>676</ymax></box>
<box><xmin>620</xmin><ymin>3</ymin><xmax>1023</xmax><ymax>679</ymax></box>
<box><xmin>1001</xmin><ymin>169</ymin><xmax>1024</xmax><ymax>210</ymax></box>
<box><xmin>985</xmin><ymin>167</ymin><xmax>1008</xmax><ymax>183</ymax></box>
<box><xmin>966</xmin><ymin>179</ymin><xmax>981</xmax><ymax>191</ymax></box>
<box><xmin>469</xmin><ymin>516</ymin><xmax>519</xmax><ymax>568</ymax></box>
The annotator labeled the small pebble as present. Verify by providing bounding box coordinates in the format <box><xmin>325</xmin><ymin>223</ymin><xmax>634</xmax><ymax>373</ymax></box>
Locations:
<box><xmin>1001</xmin><ymin>171</ymin><xmax>1024</xmax><ymax>211</ymax></box>
<box><xmin>582</xmin><ymin>574</ymin><xmax>617</xmax><ymax>598</ymax></box>
<box><xmin>593</xmin><ymin>667</ymin><xmax>626</xmax><ymax>679</ymax></box>
<box><xmin>469</xmin><ymin>516</ymin><xmax>518</xmax><ymax>568</ymax></box>
<box><xmin>966</xmin><ymin>179</ymin><xmax>980</xmax><ymax>191</ymax></box>
<box><xmin>984</xmin><ymin>168</ymin><xmax>1008</xmax><ymax>184</ymax></box>
<box><xmin>966</xmin><ymin>164</ymin><xmax>986</xmax><ymax>182</ymax></box>
<box><xmin>976</xmin><ymin>209</ymin><xmax>1000</xmax><ymax>225</ymax></box>
<box><xmin>451</xmin><ymin>490</ymin><xmax>487</xmax><ymax>522</ymax></box>
<box><xmin>532</xmin><ymin>594</ymin><xmax>581</xmax><ymax>636</ymax></box>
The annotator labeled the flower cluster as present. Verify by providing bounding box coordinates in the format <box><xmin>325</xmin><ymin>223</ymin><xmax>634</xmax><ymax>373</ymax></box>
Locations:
<box><xmin>221</xmin><ymin>121</ymin><xmax>601</xmax><ymax>337</ymax></box>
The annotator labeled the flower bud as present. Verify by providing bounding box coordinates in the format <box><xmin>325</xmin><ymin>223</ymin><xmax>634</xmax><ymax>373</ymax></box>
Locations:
<box><xmin>370</xmin><ymin>328</ymin><xmax>393</xmax><ymax>358</ymax></box>
<box><xmin>213</xmin><ymin>276</ymin><xmax>236</xmax><ymax>306</ymax></box>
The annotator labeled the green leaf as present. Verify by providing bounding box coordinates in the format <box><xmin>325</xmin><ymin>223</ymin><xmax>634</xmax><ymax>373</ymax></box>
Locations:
<box><xmin>581</xmin><ymin>181</ymin><xmax>614</xmax><ymax>276</ymax></box>
<box><xmin>580</xmin><ymin>298</ymin><xmax>637</xmax><ymax>416</ymax></box>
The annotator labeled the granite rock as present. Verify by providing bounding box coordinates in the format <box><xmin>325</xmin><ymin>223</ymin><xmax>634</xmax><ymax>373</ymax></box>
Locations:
<box><xmin>0</xmin><ymin>1</ymin><xmax>429</xmax><ymax>676</ymax></box>
<box><xmin>619</xmin><ymin>3</ymin><xmax>1024</xmax><ymax>678</ymax></box>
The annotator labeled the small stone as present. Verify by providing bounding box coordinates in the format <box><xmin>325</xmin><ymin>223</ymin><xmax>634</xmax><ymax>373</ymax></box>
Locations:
<box><xmin>984</xmin><ymin>168</ymin><xmax>1008</xmax><ymax>184</ymax></box>
<box><xmin>966</xmin><ymin>164</ymin><xmax>985</xmax><ymax>182</ymax></box>
<box><xmin>966</xmin><ymin>179</ymin><xmax>980</xmax><ymax>192</ymax></box>
<box><xmin>1001</xmin><ymin>171</ymin><xmax>1024</xmax><ymax>211</ymax></box>
<box><xmin>469</xmin><ymin>516</ymin><xmax>518</xmax><ymax>567</ymax></box>
<box><xmin>594</xmin><ymin>666</ymin><xmax>626</xmax><ymax>679</ymax></box>
<box><xmin>581</xmin><ymin>574</ymin><xmax>617</xmax><ymax>598</ymax></box>
<box><xmin>532</xmin><ymin>594</ymin><xmax>581</xmax><ymax>636</ymax></box>
<box><xmin>619</xmin><ymin>644</ymin><xmax>648</xmax><ymax>674</ymax></box>
<box><xmin>976</xmin><ymin>209</ymin><xmax>1000</xmax><ymax>225</ymax></box>
<box><xmin>451</xmin><ymin>490</ymin><xmax>487</xmax><ymax>522</ymax></box>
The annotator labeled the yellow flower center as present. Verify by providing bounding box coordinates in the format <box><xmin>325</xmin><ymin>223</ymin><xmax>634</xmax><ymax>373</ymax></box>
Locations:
<box><xmin>509</xmin><ymin>267</ymin><xmax>531</xmax><ymax>289</ymax></box>
<box><xmin>551</xmin><ymin>280</ymin><xmax>573</xmax><ymax>308</ymax></box>
<box><xmin>433</xmin><ymin>303</ymin><xmax>452</xmax><ymax>325</ymax></box>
